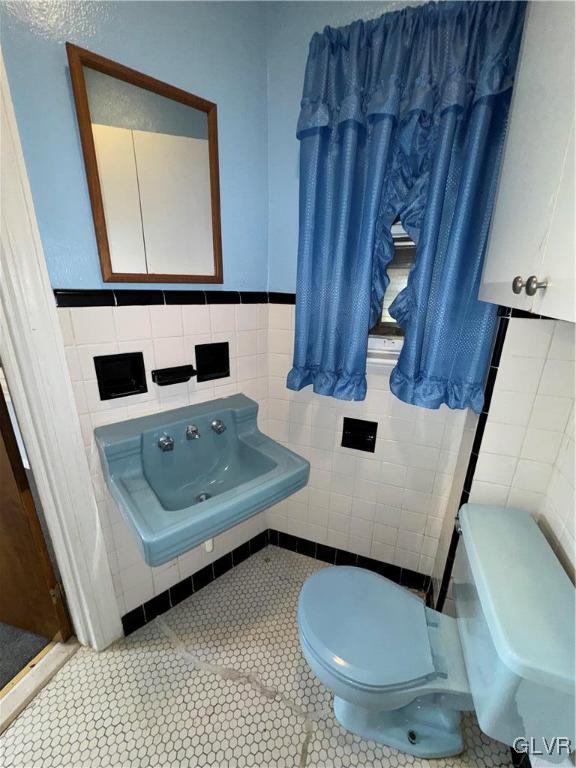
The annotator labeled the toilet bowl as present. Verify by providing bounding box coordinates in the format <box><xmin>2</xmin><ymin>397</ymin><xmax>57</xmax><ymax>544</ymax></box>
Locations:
<box><xmin>297</xmin><ymin>504</ymin><xmax>575</xmax><ymax>762</ymax></box>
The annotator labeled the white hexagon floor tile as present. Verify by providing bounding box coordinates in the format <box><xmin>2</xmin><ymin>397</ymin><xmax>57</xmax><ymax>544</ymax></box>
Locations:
<box><xmin>1</xmin><ymin>546</ymin><xmax>512</xmax><ymax>768</ymax></box>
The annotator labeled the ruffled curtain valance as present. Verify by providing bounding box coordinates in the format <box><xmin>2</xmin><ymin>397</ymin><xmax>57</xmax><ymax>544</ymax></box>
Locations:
<box><xmin>297</xmin><ymin>1</ymin><xmax>522</xmax><ymax>135</ymax></box>
<box><xmin>287</xmin><ymin>1</ymin><xmax>526</xmax><ymax>411</ymax></box>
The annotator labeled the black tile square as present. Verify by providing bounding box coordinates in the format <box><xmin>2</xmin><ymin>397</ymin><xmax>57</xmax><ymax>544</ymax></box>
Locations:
<box><xmin>143</xmin><ymin>591</ymin><xmax>170</xmax><ymax>622</ymax></box>
<box><xmin>379</xmin><ymin>562</ymin><xmax>402</xmax><ymax>584</ymax></box>
<box><xmin>296</xmin><ymin>538</ymin><xmax>316</xmax><ymax>558</ymax></box>
<box><xmin>121</xmin><ymin>606</ymin><xmax>146</xmax><ymax>636</ymax></box>
<box><xmin>278</xmin><ymin>532</ymin><xmax>298</xmax><ymax>551</ymax></box>
<box><xmin>240</xmin><ymin>291</ymin><xmax>268</xmax><ymax>304</ymax></box>
<box><xmin>400</xmin><ymin>568</ymin><xmax>427</xmax><ymax>592</ymax></box>
<box><xmin>205</xmin><ymin>291</ymin><xmax>240</xmax><ymax>304</ymax></box>
<box><xmin>232</xmin><ymin>542</ymin><xmax>251</xmax><ymax>566</ymax></box>
<box><xmin>169</xmin><ymin>577</ymin><xmax>193</xmax><ymax>606</ymax></box>
<box><xmin>335</xmin><ymin>548</ymin><xmax>357</xmax><ymax>566</ymax></box>
<box><xmin>164</xmin><ymin>290</ymin><xmax>206</xmax><ymax>305</ymax></box>
<box><xmin>192</xmin><ymin>564</ymin><xmax>214</xmax><ymax>592</ymax></box>
<box><xmin>267</xmin><ymin>529</ymin><xmax>279</xmax><ymax>546</ymax></box>
<box><xmin>315</xmin><ymin>544</ymin><xmax>336</xmax><ymax>564</ymax></box>
<box><xmin>213</xmin><ymin>552</ymin><xmax>233</xmax><ymax>579</ymax></box>
<box><xmin>54</xmin><ymin>289</ymin><xmax>115</xmax><ymax>307</ymax></box>
<box><xmin>250</xmin><ymin>531</ymin><xmax>269</xmax><ymax>553</ymax></box>
<box><xmin>268</xmin><ymin>292</ymin><xmax>296</xmax><ymax>304</ymax></box>
<box><xmin>114</xmin><ymin>290</ymin><xmax>164</xmax><ymax>306</ymax></box>
<box><xmin>357</xmin><ymin>555</ymin><xmax>387</xmax><ymax>575</ymax></box>
<box><xmin>341</xmin><ymin>417</ymin><xmax>378</xmax><ymax>453</ymax></box>
<box><xmin>94</xmin><ymin>352</ymin><xmax>147</xmax><ymax>400</ymax></box>
<box><xmin>195</xmin><ymin>342</ymin><xmax>230</xmax><ymax>383</ymax></box>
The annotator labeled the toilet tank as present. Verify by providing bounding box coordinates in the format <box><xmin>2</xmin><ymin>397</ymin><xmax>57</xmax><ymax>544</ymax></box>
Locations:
<box><xmin>453</xmin><ymin>504</ymin><xmax>575</xmax><ymax>764</ymax></box>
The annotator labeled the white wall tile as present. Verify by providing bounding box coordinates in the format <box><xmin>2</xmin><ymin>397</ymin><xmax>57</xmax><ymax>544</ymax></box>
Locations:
<box><xmin>538</xmin><ymin>359</ymin><xmax>575</xmax><ymax>398</ymax></box>
<box><xmin>182</xmin><ymin>305</ymin><xmax>211</xmax><ymax>336</ymax></box>
<box><xmin>71</xmin><ymin>307</ymin><xmax>116</xmax><ymax>345</ymax></box>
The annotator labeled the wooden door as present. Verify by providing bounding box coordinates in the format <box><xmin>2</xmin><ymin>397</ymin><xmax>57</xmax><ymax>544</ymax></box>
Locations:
<box><xmin>0</xmin><ymin>384</ymin><xmax>71</xmax><ymax>640</ymax></box>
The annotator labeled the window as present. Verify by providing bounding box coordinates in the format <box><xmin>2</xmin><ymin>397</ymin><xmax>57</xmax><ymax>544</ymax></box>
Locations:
<box><xmin>368</xmin><ymin>221</ymin><xmax>415</xmax><ymax>361</ymax></box>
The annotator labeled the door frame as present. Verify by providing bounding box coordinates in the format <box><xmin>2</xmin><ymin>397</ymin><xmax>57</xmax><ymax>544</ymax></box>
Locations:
<box><xmin>0</xmin><ymin>50</ymin><xmax>122</xmax><ymax>650</ymax></box>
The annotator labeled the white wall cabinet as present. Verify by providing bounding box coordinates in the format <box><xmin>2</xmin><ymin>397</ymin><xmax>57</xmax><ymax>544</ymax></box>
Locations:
<box><xmin>479</xmin><ymin>1</ymin><xmax>575</xmax><ymax>323</ymax></box>
<box><xmin>92</xmin><ymin>124</ymin><xmax>214</xmax><ymax>277</ymax></box>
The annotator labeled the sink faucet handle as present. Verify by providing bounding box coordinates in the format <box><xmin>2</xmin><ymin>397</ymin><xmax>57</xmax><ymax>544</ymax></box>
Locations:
<box><xmin>186</xmin><ymin>424</ymin><xmax>200</xmax><ymax>440</ymax></box>
<box><xmin>158</xmin><ymin>433</ymin><xmax>175</xmax><ymax>452</ymax></box>
<box><xmin>211</xmin><ymin>419</ymin><xmax>226</xmax><ymax>435</ymax></box>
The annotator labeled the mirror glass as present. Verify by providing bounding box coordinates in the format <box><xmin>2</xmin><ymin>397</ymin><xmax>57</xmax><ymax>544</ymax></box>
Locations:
<box><xmin>67</xmin><ymin>45</ymin><xmax>222</xmax><ymax>283</ymax></box>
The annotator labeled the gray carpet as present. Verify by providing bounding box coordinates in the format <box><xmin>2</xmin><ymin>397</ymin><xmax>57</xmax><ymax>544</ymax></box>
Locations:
<box><xmin>0</xmin><ymin>622</ymin><xmax>48</xmax><ymax>689</ymax></box>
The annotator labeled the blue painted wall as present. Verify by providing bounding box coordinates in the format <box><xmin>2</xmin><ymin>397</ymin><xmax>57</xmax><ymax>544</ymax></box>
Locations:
<box><xmin>1</xmin><ymin>1</ymin><xmax>407</xmax><ymax>292</ymax></box>
<box><xmin>264</xmin><ymin>1</ymin><xmax>407</xmax><ymax>292</ymax></box>
<box><xmin>0</xmin><ymin>1</ymin><xmax>268</xmax><ymax>291</ymax></box>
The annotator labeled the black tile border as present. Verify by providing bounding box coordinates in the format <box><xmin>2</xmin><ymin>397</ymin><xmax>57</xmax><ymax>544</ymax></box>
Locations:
<box><xmin>54</xmin><ymin>289</ymin><xmax>296</xmax><ymax>308</ymax></box>
<box><xmin>510</xmin><ymin>747</ymin><xmax>532</xmax><ymax>768</ymax></box>
<box><xmin>121</xmin><ymin>528</ymin><xmax>434</xmax><ymax>635</ymax></box>
<box><xmin>436</xmin><ymin>310</ymin><xmax>510</xmax><ymax>612</ymax></box>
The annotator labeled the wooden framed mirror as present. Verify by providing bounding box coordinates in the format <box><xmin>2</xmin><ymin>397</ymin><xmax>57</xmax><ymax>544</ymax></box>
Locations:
<box><xmin>66</xmin><ymin>43</ymin><xmax>223</xmax><ymax>283</ymax></box>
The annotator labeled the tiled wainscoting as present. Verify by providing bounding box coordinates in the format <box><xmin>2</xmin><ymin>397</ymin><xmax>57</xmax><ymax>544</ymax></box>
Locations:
<box><xmin>56</xmin><ymin>292</ymin><xmax>474</xmax><ymax>626</ymax></box>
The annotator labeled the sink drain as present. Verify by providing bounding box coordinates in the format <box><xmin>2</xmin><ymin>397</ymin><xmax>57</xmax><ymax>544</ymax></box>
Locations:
<box><xmin>195</xmin><ymin>492</ymin><xmax>211</xmax><ymax>503</ymax></box>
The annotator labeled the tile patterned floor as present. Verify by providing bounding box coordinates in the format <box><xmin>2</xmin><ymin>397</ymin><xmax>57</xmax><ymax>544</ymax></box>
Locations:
<box><xmin>1</xmin><ymin>547</ymin><xmax>512</xmax><ymax>768</ymax></box>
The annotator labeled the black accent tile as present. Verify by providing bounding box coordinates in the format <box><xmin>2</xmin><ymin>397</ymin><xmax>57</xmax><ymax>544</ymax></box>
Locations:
<box><xmin>335</xmin><ymin>549</ymin><xmax>357</xmax><ymax>566</ymax></box>
<box><xmin>400</xmin><ymin>567</ymin><xmax>427</xmax><ymax>592</ymax></box>
<box><xmin>268</xmin><ymin>292</ymin><xmax>296</xmax><ymax>304</ymax></box>
<box><xmin>341</xmin><ymin>417</ymin><xmax>378</xmax><ymax>453</ymax></box>
<box><xmin>460</xmin><ymin>488</ymin><xmax>470</xmax><ymax>505</ymax></box>
<box><xmin>379</xmin><ymin>562</ymin><xmax>402</xmax><ymax>584</ymax></box>
<box><xmin>268</xmin><ymin>529</ymin><xmax>279</xmax><ymax>546</ymax></box>
<box><xmin>192</xmin><ymin>564</ymin><xmax>214</xmax><ymax>592</ymax></box>
<box><xmin>436</xmin><ymin>528</ymin><xmax>460</xmax><ymax>611</ymax></box>
<box><xmin>251</xmin><ymin>531</ymin><xmax>269</xmax><ymax>553</ymax></box>
<box><xmin>54</xmin><ymin>289</ymin><xmax>115</xmax><ymax>307</ymax></box>
<box><xmin>195</xmin><ymin>342</ymin><xmax>230</xmax><ymax>383</ymax></box>
<box><xmin>510</xmin><ymin>747</ymin><xmax>532</xmax><ymax>768</ymax></box>
<box><xmin>296</xmin><ymin>538</ymin><xmax>316</xmax><ymax>558</ymax></box>
<box><xmin>232</xmin><ymin>542</ymin><xmax>251</xmax><ymax>566</ymax></box>
<box><xmin>164</xmin><ymin>290</ymin><xmax>206</xmax><ymax>305</ymax></box>
<box><xmin>482</xmin><ymin>366</ymin><xmax>499</xmax><ymax>413</ymax></box>
<box><xmin>510</xmin><ymin>308</ymin><xmax>538</xmax><ymax>319</ymax></box>
<box><xmin>490</xmin><ymin>317</ymin><xmax>509</xmax><ymax>368</ymax></box>
<box><xmin>213</xmin><ymin>552</ymin><xmax>233</xmax><ymax>579</ymax></box>
<box><xmin>240</xmin><ymin>291</ymin><xmax>268</xmax><ymax>304</ymax></box>
<box><xmin>497</xmin><ymin>305</ymin><xmax>512</xmax><ymax>317</ymax></box>
<box><xmin>121</xmin><ymin>606</ymin><xmax>146</xmax><ymax>636</ymax></box>
<box><xmin>470</xmin><ymin>411</ymin><xmax>488</xmax><ymax>456</ymax></box>
<box><xmin>315</xmin><ymin>544</ymin><xmax>336</xmax><ymax>564</ymax></box>
<box><xmin>462</xmin><ymin>451</ymin><xmax>479</xmax><ymax>494</ymax></box>
<box><xmin>169</xmin><ymin>577</ymin><xmax>193</xmax><ymax>606</ymax></box>
<box><xmin>114</xmin><ymin>289</ymin><xmax>164</xmax><ymax>306</ymax></box>
<box><xmin>94</xmin><ymin>352</ymin><xmax>147</xmax><ymax>400</ymax></box>
<box><xmin>143</xmin><ymin>591</ymin><xmax>171</xmax><ymax>622</ymax></box>
<box><xmin>205</xmin><ymin>291</ymin><xmax>240</xmax><ymax>304</ymax></box>
<box><xmin>356</xmin><ymin>555</ymin><xmax>387</xmax><ymax>576</ymax></box>
<box><xmin>278</xmin><ymin>532</ymin><xmax>298</xmax><ymax>552</ymax></box>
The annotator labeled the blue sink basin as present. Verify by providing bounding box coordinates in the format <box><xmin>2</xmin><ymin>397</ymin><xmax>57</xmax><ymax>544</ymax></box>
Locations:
<box><xmin>95</xmin><ymin>394</ymin><xmax>309</xmax><ymax>566</ymax></box>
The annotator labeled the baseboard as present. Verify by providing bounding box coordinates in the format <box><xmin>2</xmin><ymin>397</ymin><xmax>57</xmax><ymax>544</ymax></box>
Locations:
<box><xmin>121</xmin><ymin>529</ymin><xmax>434</xmax><ymax>636</ymax></box>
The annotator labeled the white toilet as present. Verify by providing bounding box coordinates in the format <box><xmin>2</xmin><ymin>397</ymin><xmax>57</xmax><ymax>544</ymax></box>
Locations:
<box><xmin>298</xmin><ymin>504</ymin><xmax>575</xmax><ymax>762</ymax></box>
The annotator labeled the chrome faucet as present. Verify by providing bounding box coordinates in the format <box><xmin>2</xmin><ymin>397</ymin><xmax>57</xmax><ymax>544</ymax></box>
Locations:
<box><xmin>158</xmin><ymin>433</ymin><xmax>174</xmax><ymax>452</ymax></box>
<box><xmin>186</xmin><ymin>424</ymin><xmax>200</xmax><ymax>440</ymax></box>
<box><xmin>211</xmin><ymin>419</ymin><xmax>226</xmax><ymax>435</ymax></box>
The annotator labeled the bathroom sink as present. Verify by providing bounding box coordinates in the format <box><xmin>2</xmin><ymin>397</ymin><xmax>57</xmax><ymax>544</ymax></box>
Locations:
<box><xmin>95</xmin><ymin>394</ymin><xmax>309</xmax><ymax>566</ymax></box>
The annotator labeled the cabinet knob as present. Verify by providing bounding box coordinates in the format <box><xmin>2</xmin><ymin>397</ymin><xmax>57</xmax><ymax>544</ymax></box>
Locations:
<box><xmin>525</xmin><ymin>275</ymin><xmax>548</xmax><ymax>296</ymax></box>
<box><xmin>512</xmin><ymin>275</ymin><xmax>525</xmax><ymax>294</ymax></box>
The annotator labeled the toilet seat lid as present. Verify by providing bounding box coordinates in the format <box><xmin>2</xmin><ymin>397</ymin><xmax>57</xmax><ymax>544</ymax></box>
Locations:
<box><xmin>298</xmin><ymin>567</ymin><xmax>435</xmax><ymax>689</ymax></box>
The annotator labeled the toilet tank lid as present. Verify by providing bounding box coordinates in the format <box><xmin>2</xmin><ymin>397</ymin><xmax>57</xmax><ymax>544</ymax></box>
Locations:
<box><xmin>459</xmin><ymin>504</ymin><xmax>575</xmax><ymax>693</ymax></box>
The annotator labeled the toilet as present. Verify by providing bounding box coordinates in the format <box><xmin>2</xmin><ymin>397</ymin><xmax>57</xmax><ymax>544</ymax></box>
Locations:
<box><xmin>298</xmin><ymin>504</ymin><xmax>575</xmax><ymax>762</ymax></box>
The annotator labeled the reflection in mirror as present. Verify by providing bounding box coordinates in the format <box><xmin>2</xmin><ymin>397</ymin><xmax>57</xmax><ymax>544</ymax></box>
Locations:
<box><xmin>67</xmin><ymin>44</ymin><xmax>222</xmax><ymax>283</ymax></box>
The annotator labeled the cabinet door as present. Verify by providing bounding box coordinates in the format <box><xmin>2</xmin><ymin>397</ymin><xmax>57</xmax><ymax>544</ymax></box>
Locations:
<box><xmin>91</xmin><ymin>124</ymin><xmax>147</xmax><ymax>274</ymax></box>
<box><xmin>479</xmin><ymin>1</ymin><xmax>575</xmax><ymax>317</ymax></box>
<box><xmin>132</xmin><ymin>130</ymin><xmax>214</xmax><ymax>277</ymax></box>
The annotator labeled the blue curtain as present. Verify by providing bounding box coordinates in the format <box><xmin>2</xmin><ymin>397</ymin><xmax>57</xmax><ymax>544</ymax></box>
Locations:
<box><xmin>287</xmin><ymin>1</ymin><xmax>526</xmax><ymax>412</ymax></box>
